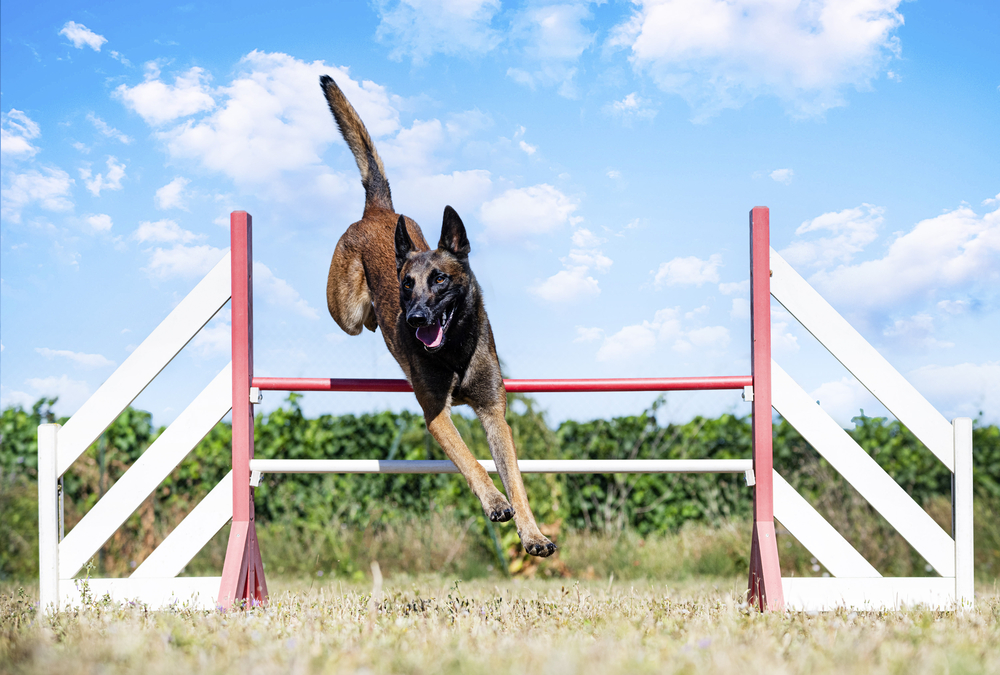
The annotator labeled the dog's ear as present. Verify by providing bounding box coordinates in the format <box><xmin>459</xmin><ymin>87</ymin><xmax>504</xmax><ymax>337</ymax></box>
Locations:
<box><xmin>439</xmin><ymin>206</ymin><xmax>471</xmax><ymax>259</ymax></box>
<box><xmin>395</xmin><ymin>215</ymin><xmax>414</xmax><ymax>274</ymax></box>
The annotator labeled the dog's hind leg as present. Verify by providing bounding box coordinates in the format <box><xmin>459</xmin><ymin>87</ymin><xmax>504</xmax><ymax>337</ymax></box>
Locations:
<box><xmin>326</xmin><ymin>237</ymin><xmax>377</xmax><ymax>335</ymax></box>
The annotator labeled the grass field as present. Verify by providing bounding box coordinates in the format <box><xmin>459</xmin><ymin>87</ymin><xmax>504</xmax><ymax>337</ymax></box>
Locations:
<box><xmin>3</xmin><ymin>576</ymin><xmax>999</xmax><ymax>675</ymax></box>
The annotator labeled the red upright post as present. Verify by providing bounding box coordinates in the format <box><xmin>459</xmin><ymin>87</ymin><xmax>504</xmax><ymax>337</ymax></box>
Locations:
<box><xmin>218</xmin><ymin>211</ymin><xmax>268</xmax><ymax>610</ymax></box>
<box><xmin>747</xmin><ymin>206</ymin><xmax>784</xmax><ymax>611</ymax></box>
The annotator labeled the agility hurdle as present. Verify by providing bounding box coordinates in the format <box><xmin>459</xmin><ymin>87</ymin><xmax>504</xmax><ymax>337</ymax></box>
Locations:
<box><xmin>38</xmin><ymin>208</ymin><xmax>974</xmax><ymax>613</ymax></box>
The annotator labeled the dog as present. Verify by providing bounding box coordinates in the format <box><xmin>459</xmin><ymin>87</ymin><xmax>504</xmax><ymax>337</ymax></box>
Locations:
<box><xmin>320</xmin><ymin>75</ymin><xmax>556</xmax><ymax>558</ymax></box>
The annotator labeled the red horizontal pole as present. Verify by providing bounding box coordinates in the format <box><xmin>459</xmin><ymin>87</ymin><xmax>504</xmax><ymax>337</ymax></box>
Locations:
<box><xmin>251</xmin><ymin>375</ymin><xmax>752</xmax><ymax>394</ymax></box>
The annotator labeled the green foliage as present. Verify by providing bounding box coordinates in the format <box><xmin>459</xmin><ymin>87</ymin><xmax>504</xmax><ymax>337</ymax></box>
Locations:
<box><xmin>0</xmin><ymin>399</ymin><xmax>59</xmax><ymax>581</ymax></box>
<box><xmin>557</xmin><ymin>405</ymin><xmax>754</xmax><ymax>534</ymax></box>
<box><xmin>2</xmin><ymin>396</ymin><xmax>1000</xmax><ymax>582</ymax></box>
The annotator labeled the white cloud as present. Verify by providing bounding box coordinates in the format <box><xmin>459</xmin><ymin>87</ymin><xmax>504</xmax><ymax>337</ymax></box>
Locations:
<box><xmin>80</xmin><ymin>156</ymin><xmax>126</xmax><ymax>196</ymax></box>
<box><xmin>781</xmin><ymin>204</ymin><xmax>883</xmax><ymax>269</ymax></box>
<box><xmin>23</xmin><ymin>375</ymin><xmax>92</xmax><ymax>415</ymax></box>
<box><xmin>595</xmin><ymin>306</ymin><xmax>727</xmax><ymax>361</ymax></box>
<box><xmin>936</xmin><ymin>299</ymin><xmax>970</xmax><ymax>315</ymax></box>
<box><xmin>882</xmin><ymin>313</ymin><xmax>954</xmax><ymax>350</ymax></box>
<box><xmin>771</xmin><ymin>318</ymin><xmax>799</xmax><ymax>353</ymax></box>
<box><xmin>688</xmin><ymin>325</ymin><xmax>730</xmax><ymax>348</ymax></box>
<box><xmin>86</xmin><ymin>113</ymin><xmax>131</xmax><ymax>144</ymax></box>
<box><xmin>531</xmin><ymin>266</ymin><xmax>600</xmax><ymax>303</ymax></box>
<box><xmin>1</xmin><ymin>167</ymin><xmax>74</xmax><ymax>223</ymax></box>
<box><xmin>1</xmin><ymin>109</ymin><xmax>41</xmax><ymax>159</ymax></box>
<box><xmin>190</xmin><ymin>309</ymin><xmax>231</xmax><ymax>357</ymax></box>
<box><xmin>110</xmin><ymin>50</ymin><xmax>131</xmax><ymax>67</ymax></box>
<box><xmin>571</xmin><ymin>228</ymin><xmax>602</xmax><ymax>248</ymax></box>
<box><xmin>375</xmin><ymin>0</ymin><xmax>502</xmax><ymax>64</ymax></box>
<box><xmin>35</xmin><ymin>347</ymin><xmax>115</xmax><ymax>369</ymax></box>
<box><xmin>133</xmin><ymin>219</ymin><xmax>204</xmax><ymax>244</ymax></box>
<box><xmin>565</xmin><ymin>249</ymin><xmax>612</xmax><ymax>273</ymax></box>
<box><xmin>597</xmin><ymin>324</ymin><xmax>658</xmax><ymax>361</ymax></box>
<box><xmin>0</xmin><ymin>387</ymin><xmax>36</xmax><ymax>411</ymax></box>
<box><xmin>144</xmin><ymin>244</ymin><xmax>226</xmax><ymax>280</ymax></box>
<box><xmin>59</xmin><ymin>21</ymin><xmax>107</xmax><ymax>51</ymax></box>
<box><xmin>531</xmin><ymin>227</ymin><xmax>613</xmax><ymax>303</ymax></box>
<box><xmin>382</xmin><ymin>118</ymin><xmax>447</xmax><ymax>176</ymax></box>
<box><xmin>654</xmin><ymin>254</ymin><xmax>722</xmax><ymax>288</ymax></box>
<box><xmin>574</xmin><ymin>326</ymin><xmax>603</xmax><ymax>343</ymax></box>
<box><xmin>86</xmin><ymin>213</ymin><xmax>113</xmax><ymax>232</ymax></box>
<box><xmin>808</xmin><ymin>201</ymin><xmax>1000</xmax><ymax>314</ymax></box>
<box><xmin>605</xmin><ymin>93</ymin><xmax>657</xmax><ymax>123</ymax></box>
<box><xmin>519</xmin><ymin>140</ymin><xmax>537</xmax><ymax>155</ymax></box>
<box><xmin>155</xmin><ymin>177</ymin><xmax>191</xmax><ymax>210</ymax></box>
<box><xmin>809</xmin><ymin>377</ymin><xmax>880</xmax><ymax>427</ymax></box>
<box><xmin>909</xmin><ymin>361</ymin><xmax>1000</xmax><ymax>423</ymax></box>
<box><xmin>253</xmin><ymin>262</ymin><xmax>319</xmax><ymax>319</ymax></box>
<box><xmin>124</xmin><ymin>53</ymin><xmax>395</xmax><ymax>215</ymax></box>
<box><xmin>611</xmin><ymin>0</ymin><xmax>904</xmax><ymax>118</ymax></box>
<box><xmin>730</xmin><ymin>297</ymin><xmax>749</xmax><ymax>320</ymax></box>
<box><xmin>479</xmin><ymin>184</ymin><xmax>580</xmax><ymax>241</ymax></box>
<box><xmin>507</xmin><ymin>3</ymin><xmax>595</xmax><ymax>97</ymax></box>
<box><xmin>392</xmin><ymin>170</ymin><xmax>494</xmax><ymax>227</ymax></box>
<box><xmin>770</xmin><ymin>168</ymin><xmax>794</xmax><ymax>184</ymax></box>
<box><xmin>718</xmin><ymin>279</ymin><xmax>749</xmax><ymax>296</ymax></box>
<box><xmin>116</xmin><ymin>64</ymin><xmax>216</xmax><ymax>126</ymax></box>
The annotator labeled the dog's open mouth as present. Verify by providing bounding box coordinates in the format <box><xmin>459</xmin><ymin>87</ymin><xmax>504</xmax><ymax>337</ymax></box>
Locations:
<box><xmin>415</xmin><ymin>306</ymin><xmax>455</xmax><ymax>351</ymax></box>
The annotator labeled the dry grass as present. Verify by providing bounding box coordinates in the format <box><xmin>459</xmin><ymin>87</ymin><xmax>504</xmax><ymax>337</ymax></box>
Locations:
<box><xmin>3</xmin><ymin>577</ymin><xmax>998</xmax><ymax>675</ymax></box>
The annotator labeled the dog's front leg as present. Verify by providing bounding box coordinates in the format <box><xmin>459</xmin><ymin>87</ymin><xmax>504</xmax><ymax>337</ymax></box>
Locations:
<box><xmin>424</xmin><ymin>405</ymin><xmax>515</xmax><ymax>523</ymax></box>
<box><xmin>476</xmin><ymin>402</ymin><xmax>557</xmax><ymax>558</ymax></box>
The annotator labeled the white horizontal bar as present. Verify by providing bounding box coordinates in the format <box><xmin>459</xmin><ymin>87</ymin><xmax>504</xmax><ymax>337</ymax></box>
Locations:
<box><xmin>773</xmin><ymin>470</ymin><xmax>881</xmax><ymax>578</ymax></box>
<box><xmin>57</xmin><ymin>252</ymin><xmax>232</xmax><ymax>477</ymax></box>
<box><xmin>769</xmin><ymin>248</ymin><xmax>954</xmax><ymax>470</ymax></box>
<box><xmin>248</xmin><ymin>458</ymin><xmax>752</xmax><ymax>475</ymax></box>
<box><xmin>132</xmin><ymin>472</ymin><xmax>233</xmax><ymax>579</ymax></box>
<box><xmin>782</xmin><ymin>577</ymin><xmax>956</xmax><ymax>611</ymax></box>
<box><xmin>59</xmin><ymin>365</ymin><xmax>233</xmax><ymax>580</ymax></box>
<box><xmin>772</xmin><ymin>361</ymin><xmax>956</xmax><ymax>577</ymax></box>
<box><xmin>59</xmin><ymin>576</ymin><xmax>222</xmax><ymax>611</ymax></box>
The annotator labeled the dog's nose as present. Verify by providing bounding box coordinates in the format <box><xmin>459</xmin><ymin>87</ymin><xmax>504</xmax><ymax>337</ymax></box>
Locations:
<box><xmin>407</xmin><ymin>308</ymin><xmax>430</xmax><ymax>327</ymax></box>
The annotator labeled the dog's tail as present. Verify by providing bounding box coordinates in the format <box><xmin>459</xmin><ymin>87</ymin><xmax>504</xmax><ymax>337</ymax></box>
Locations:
<box><xmin>320</xmin><ymin>75</ymin><xmax>393</xmax><ymax>212</ymax></box>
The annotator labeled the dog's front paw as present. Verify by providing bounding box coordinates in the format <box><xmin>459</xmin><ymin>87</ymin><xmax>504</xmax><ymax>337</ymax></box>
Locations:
<box><xmin>484</xmin><ymin>493</ymin><xmax>515</xmax><ymax>523</ymax></box>
<box><xmin>520</xmin><ymin>532</ymin><xmax>557</xmax><ymax>558</ymax></box>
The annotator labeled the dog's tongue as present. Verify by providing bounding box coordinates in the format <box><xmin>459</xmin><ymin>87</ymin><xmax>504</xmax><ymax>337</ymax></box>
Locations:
<box><xmin>416</xmin><ymin>321</ymin><xmax>444</xmax><ymax>348</ymax></box>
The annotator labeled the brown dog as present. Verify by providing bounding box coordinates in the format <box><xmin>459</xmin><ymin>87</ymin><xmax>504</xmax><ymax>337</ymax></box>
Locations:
<box><xmin>320</xmin><ymin>75</ymin><xmax>556</xmax><ymax>558</ymax></box>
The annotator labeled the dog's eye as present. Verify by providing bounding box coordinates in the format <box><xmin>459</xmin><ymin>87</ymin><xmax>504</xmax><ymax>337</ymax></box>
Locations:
<box><xmin>435</xmin><ymin>275</ymin><xmax>447</xmax><ymax>284</ymax></box>
<box><xmin>403</xmin><ymin>279</ymin><xmax>413</xmax><ymax>290</ymax></box>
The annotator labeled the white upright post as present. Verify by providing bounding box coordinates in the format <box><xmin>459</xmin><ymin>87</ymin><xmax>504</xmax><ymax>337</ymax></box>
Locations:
<box><xmin>953</xmin><ymin>417</ymin><xmax>974</xmax><ymax>608</ymax></box>
<box><xmin>38</xmin><ymin>423</ymin><xmax>61</xmax><ymax>613</ymax></box>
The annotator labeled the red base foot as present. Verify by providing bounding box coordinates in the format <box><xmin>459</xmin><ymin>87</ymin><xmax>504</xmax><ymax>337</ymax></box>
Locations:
<box><xmin>218</xmin><ymin>519</ymin><xmax>268</xmax><ymax>610</ymax></box>
<box><xmin>748</xmin><ymin>520</ymin><xmax>784</xmax><ymax>611</ymax></box>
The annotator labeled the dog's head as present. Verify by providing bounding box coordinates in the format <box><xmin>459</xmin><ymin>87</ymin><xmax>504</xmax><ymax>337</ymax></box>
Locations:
<box><xmin>395</xmin><ymin>206</ymin><xmax>472</xmax><ymax>353</ymax></box>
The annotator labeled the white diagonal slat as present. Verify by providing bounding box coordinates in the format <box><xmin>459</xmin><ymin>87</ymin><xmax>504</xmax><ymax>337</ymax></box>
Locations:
<box><xmin>773</xmin><ymin>470</ymin><xmax>880</xmax><ymax>578</ymax></box>
<box><xmin>56</xmin><ymin>252</ymin><xmax>231</xmax><ymax>477</ymax></box>
<box><xmin>132</xmin><ymin>471</ymin><xmax>233</xmax><ymax>578</ymax></box>
<box><xmin>59</xmin><ymin>364</ymin><xmax>232</xmax><ymax>579</ymax></box>
<box><xmin>769</xmin><ymin>248</ymin><xmax>953</xmax><ymax>471</ymax></box>
<box><xmin>771</xmin><ymin>360</ymin><xmax>955</xmax><ymax>577</ymax></box>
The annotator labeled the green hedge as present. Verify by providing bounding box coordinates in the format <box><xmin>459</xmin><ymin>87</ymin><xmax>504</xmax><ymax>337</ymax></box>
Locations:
<box><xmin>2</xmin><ymin>395</ymin><xmax>999</xmax><ymax>580</ymax></box>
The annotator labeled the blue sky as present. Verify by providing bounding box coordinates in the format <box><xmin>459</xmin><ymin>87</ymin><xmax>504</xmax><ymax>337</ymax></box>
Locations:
<box><xmin>2</xmin><ymin>0</ymin><xmax>998</xmax><ymax>430</ymax></box>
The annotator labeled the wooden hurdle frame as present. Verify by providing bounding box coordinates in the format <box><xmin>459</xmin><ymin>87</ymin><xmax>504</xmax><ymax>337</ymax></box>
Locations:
<box><xmin>37</xmin><ymin>207</ymin><xmax>974</xmax><ymax>612</ymax></box>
